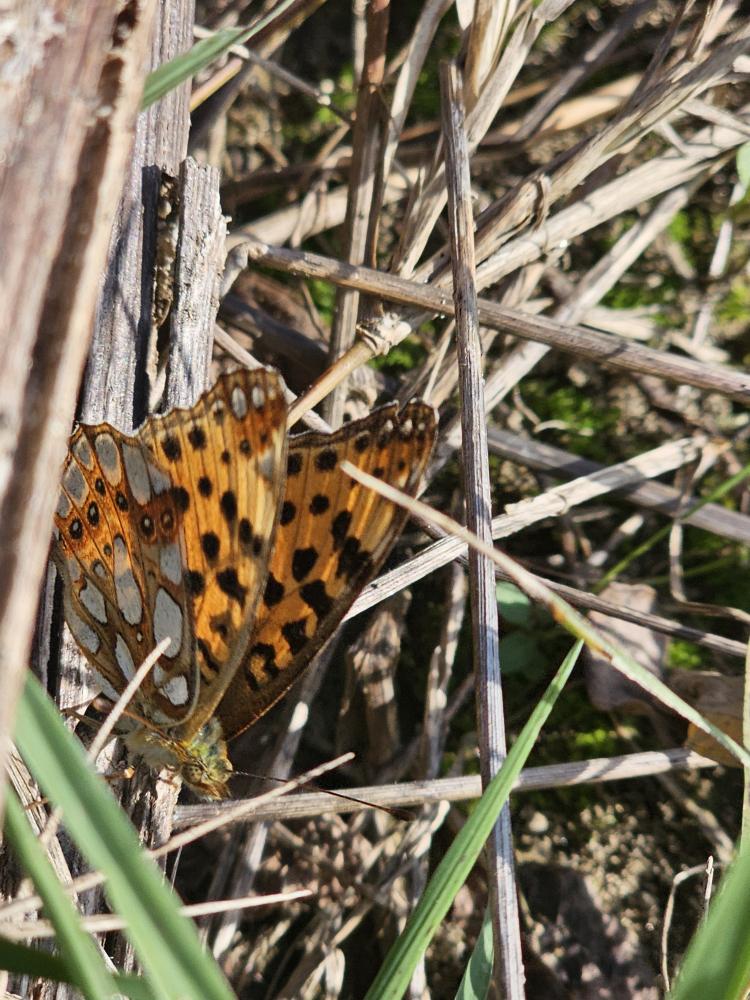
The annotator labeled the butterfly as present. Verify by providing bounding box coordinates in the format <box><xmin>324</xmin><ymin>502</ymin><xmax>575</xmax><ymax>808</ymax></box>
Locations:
<box><xmin>51</xmin><ymin>368</ymin><xmax>436</xmax><ymax>798</ymax></box>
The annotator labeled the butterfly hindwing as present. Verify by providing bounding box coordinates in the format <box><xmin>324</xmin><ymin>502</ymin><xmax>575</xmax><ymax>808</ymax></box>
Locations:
<box><xmin>215</xmin><ymin>400</ymin><xmax>437</xmax><ymax>740</ymax></box>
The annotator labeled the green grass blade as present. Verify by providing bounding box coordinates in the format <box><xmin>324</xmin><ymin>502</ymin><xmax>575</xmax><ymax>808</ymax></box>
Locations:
<box><xmin>455</xmin><ymin>910</ymin><xmax>493</xmax><ymax>1000</ymax></box>
<box><xmin>365</xmin><ymin>641</ymin><xmax>584</xmax><ymax>1000</ymax></box>
<box><xmin>142</xmin><ymin>0</ymin><xmax>298</xmax><ymax>109</ymax></box>
<box><xmin>15</xmin><ymin>673</ymin><xmax>233</xmax><ymax>1000</ymax></box>
<box><xmin>3</xmin><ymin>791</ymin><xmax>119</xmax><ymax>999</ymax></box>
<box><xmin>670</xmin><ymin>846</ymin><xmax>750</xmax><ymax>999</ymax></box>
<box><xmin>0</xmin><ymin>937</ymin><xmax>155</xmax><ymax>1000</ymax></box>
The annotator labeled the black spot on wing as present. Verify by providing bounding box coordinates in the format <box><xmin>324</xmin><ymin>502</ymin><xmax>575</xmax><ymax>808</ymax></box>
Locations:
<box><xmin>264</xmin><ymin>572</ymin><xmax>284</xmax><ymax>607</ymax></box>
<box><xmin>202</xmin><ymin>532</ymin><xmax>220</xmax><ymax>560</ymax></box>
<box><xmin>301</xmin><ymin>579</ymin><xmax>333</xmax><ymax>618</ymax></box>
<box><xmin>198</xmin><ymin>476</ymin><xmax>212</xmax><ymax>497</ymax></box>
<box><xmin>188</xmin><ymin>426</ymin><xmax>207</xmax><ymax>450</ymax></box>
<box><xmin>282</xmin><ymin>619</ymin><xmax>308</xmax><ymax>655</ymax></box>
<box><xmin>310</xmin><ymin>494</ymin><xmax>330</xmax><ymax>515</ymax></box>
<box><xmin>280</xmin><ymin>500</ymin><xmax>296</xmax><ymax>526</ymax></box>
<box><xmin>239</xmin><ymin>518</ymin><xmax>253</xmax><ymax>547</ymax></box>
<box><xmin>171</xmin><ymin>486</ymin><xmax>190</xmax><ymax>512</ymax></box>
<box><xmin>185</xmin><ymin>570</ymin><xmax>205</xmax><ymax>596</ymax></box>
<box><xmin>287</xmin><ymin>452</ymin><xmax>302</xmax><ymax>476</ymax></box>
<box><xmin>337</xmin><ymin>536</ymin><xmax>372</xmax><ymax>581</ymax></box>
<box><xmin>220</xmin><ymin>490</ymin><xmax>237</xmax><ymax>524</ymax></box>
<box><xmin>217</xmin><ymin>567</ymin><xmax>247</xmax><ymax>607</ymax></box>
<box><xmin>292</xmin><ymin>546</ymin><xmax>318</xmax><ymax>582</ymax></box>
<box><xmin>161</xmin><ymin>435</ymin><xmax>181</xmax><ymax>461</ymax></box>
<box><xmin>331</xmin><ymin>510</ymin><xmax>352</xmax><ymax>550</ymax></box>
<box><xmin>315</xmin><ymin>448</ymin><xmax>337</xmax><ymax>472</ymax></box>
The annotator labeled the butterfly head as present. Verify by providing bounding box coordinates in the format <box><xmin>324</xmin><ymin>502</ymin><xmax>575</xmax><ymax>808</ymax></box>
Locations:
<box><xmin>124</xmin><ymin>717</ymin><xmax>233</xmax><ymax>799</ymax></box>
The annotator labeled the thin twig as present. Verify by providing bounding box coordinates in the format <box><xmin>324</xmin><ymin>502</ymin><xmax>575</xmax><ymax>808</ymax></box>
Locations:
<box><xmin>242</xmin><ymin>238</ymin><xmax>750</xmax><ymax>403</ymax></box>
<box><xmin>440</xmin><ymin>61</ymin><xmax>523</xmax><ymax>996</ymax></box>
<box><xmin>174</xmin><ymin>749</ymin><xmax>717</xmax><ymax>827</ymax></box>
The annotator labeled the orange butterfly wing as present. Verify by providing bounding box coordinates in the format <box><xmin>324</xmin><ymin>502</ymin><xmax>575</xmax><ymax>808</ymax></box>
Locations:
<box><xmin>216</xmin><ymin>400</ymin><xmax>436</xmax><ymax>740</ymax></box>
<box><xmin>53</xmin><ymin>368</ymin><xmax>288</xmax><ymax>736</ymax></box>
<box><xmin>136</xmin><ymin>368</ymin><xmax>288</xmax><ymax>737</ymax></box>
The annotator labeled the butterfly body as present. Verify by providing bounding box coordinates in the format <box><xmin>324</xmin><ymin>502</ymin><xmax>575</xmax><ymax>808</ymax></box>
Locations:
<box><xmin>123</xmin><ymin>718</ymin><xmax>232</xmax><ymax>800</ymax></box>
<box><xmin>52</xmin><ymin>368</ymin><xmax>436</xmax><ymax>798</ymax></box>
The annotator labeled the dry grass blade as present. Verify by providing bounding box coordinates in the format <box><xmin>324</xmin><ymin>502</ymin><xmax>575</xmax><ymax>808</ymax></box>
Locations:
<box><xmin>342</xmin><ymin>461</ymin><xmax>750</xmax><ymax>767</ymax></box>
<box><xmin>175</xmin><ymin>748</ymin><xmax>718</xmax><ymax>827</ymax></box>
<box><xmin>242</xmin><ymin>238</ymin><xmax>750</xmax><ymax>402</ymax></box>
<box><xmin>440</xmin><ymin>60</ymin><xmax>523</xmax><ymax>994</ymax></box>
<box><xmin>0</xmin><ymin>754</ymin><xmax>354</xmax><ymax>927</ymax></box>
<box><xmin>2</xmin><ymin>890</ymin><xmax>313</xmax><ymax>942</ymax></box>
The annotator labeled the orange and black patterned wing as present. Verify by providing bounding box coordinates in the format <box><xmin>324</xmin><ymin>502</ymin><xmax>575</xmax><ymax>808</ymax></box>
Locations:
<box><xmin>216</xmin><ymin>400</ymin><xmax>436</xmax><ymax>740</ymax></box>
<box><xmin>53</xmin><ymin>423</ymin><xmax>197</xmax><ymax>725</ymax></box>
<box><xmin>137</xmin><ymin>368</ymin><xmax>288</xmax><ymax>737</ymax></box>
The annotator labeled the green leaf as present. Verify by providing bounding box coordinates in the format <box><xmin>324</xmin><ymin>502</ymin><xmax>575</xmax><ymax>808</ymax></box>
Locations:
<box><xmin>142</xmin><ymin>0</ymin><xmax>298</xmax><ymax>109</ymax></box>
<box><xmin>496</xmin><ymin>582</ymin><xmax>533</xmax><ymax>627</ymax></box>
<box><xmin>365</xmin><ymin>641</ymin><xmax>583</xmax><ymax>999</ymax></box>
<box><xmin>455</xmin><ymin>910</ymin><xmax>493</xmax><ymax>1000</ymax></box>
<box><xmin>499</xmin><ymin>631</ymin><xmax>543</xmax><ymax>676</ymax></box>
<box><xmin>3</xmin><ymin>791</ymin><xmax>119</xmax><ymax>999</ymax></box>
<box><xmin>15</xmin><ymin>674</ymin><xmax>233</xmax><ymax>1000</ymax></box>
<box><xmin>0</xmin><ymin>937</ymin><xmax>154</xmax><ymax>1000</ymax></box>
<box><xmin>670</xmin><ymin>845</ymin><xmax>750</xmax><ymax>999</ymax></box>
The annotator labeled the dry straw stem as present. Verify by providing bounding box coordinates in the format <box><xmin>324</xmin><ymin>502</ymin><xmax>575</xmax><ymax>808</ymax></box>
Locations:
<box><xmin>175</xmin><ymin>748</ymin><xmax>717</xmax><ymax>828</ymax></box>
<box><xmin>346</xmin><ymin>435</ymin><xmax>747</xmax><ymax>660</ymax></box>
<box><xmin>440</xmin><ymin>60</ymin><xmax>523</xmax><ymax>996</ymax></box>
<box><xmin>484</xmin><ymin>429</ymin><xmax>750</xmax><ymax>547</ymax></box>
<box><xmin>0</xmin><ymin>753</ymin><xmax>354</xmax><ymax>928</ymax></box>
<box><xmin>242</xmin><ymin>238</ymin><xmax>750</xmax><ymax>404</ymax></box>
<box><xmin>325</xmin><ymin>0</ymin><xmax>391</xmax><ymax>427</ymax></box>
<box><xmin>341</xmin><ymin>462</ymin><xmax>750</xmax><ymax>768</ymax></box>
<box><xmin>351</xmin><ymin>542</ymin><xmax>747</xmax><ymax>662</ymax></box>
<box><xmin>2</xmin><ymin>890</ymin><xmax>313</xmax><ymax>943</ymax></box>
<box><xmin>231</xmin><ymin>35</ymin><xmax>750</xmax><ymax>416</ymax></box>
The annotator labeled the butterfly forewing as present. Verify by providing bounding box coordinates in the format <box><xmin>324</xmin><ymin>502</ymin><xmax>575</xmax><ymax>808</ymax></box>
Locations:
<box><xmin>216</xmin><ymin>400</ymin><xmax>437</xmax><ymax>740</ymax></box>
<box><xmin>137</xmin><ymin>368</ymin><xmax>288</xmax><ymax>737</ymax></box>
<box><xmin>53</xmin><ymin>424</ymin><xmax>197</xmax><ymax>724</ymax></box>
